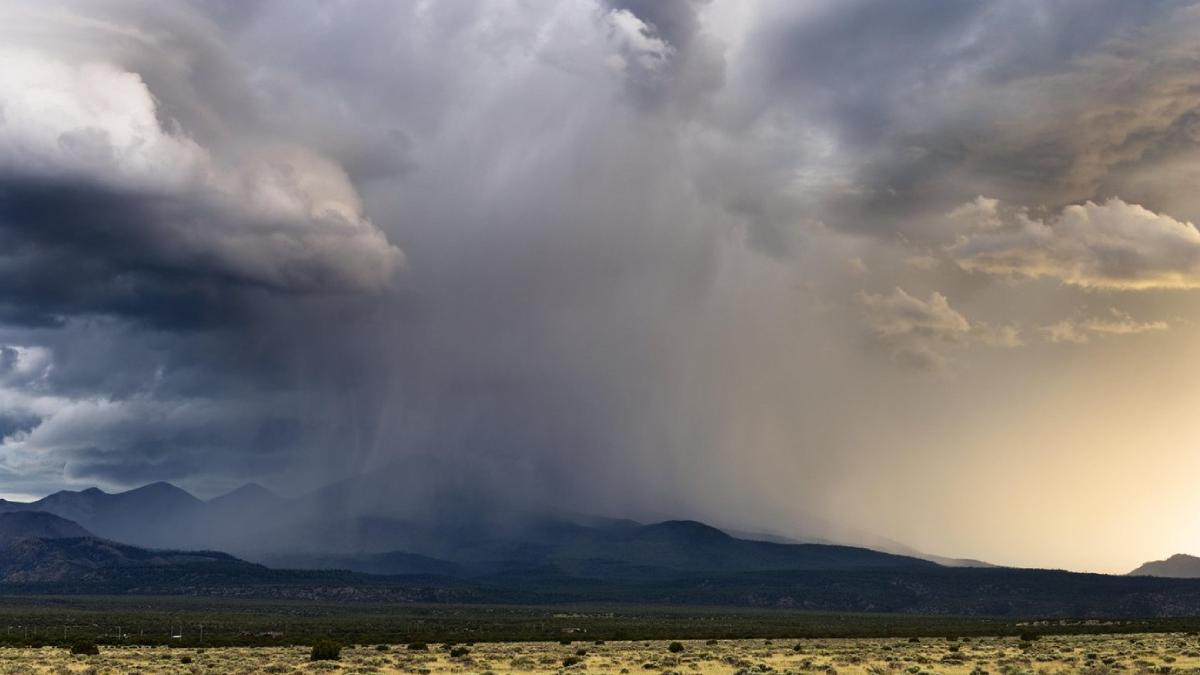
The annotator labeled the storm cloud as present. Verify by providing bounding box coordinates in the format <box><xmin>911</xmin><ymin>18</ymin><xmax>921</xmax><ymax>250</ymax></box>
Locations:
<box><xmin>3</xmin><ymin>0</ymin><xmax>1200</xmax><ymax>572</ymax></box>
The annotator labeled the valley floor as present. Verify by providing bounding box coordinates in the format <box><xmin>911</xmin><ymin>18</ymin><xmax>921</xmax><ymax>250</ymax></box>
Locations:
<box><xmin>2</xmin><ymin>634</ymin><xmax>1199</xmax><ymax>674</ymax></box>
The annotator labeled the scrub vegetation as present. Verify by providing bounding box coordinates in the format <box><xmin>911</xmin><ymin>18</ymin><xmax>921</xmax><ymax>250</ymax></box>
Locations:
<box><xmin>3</xmin><ymin>634</ymin><xmax>1200</xmax><ymax>674</ymax></box>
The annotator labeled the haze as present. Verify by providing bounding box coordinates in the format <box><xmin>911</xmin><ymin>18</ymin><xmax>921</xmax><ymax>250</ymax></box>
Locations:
<box><xmin>2</xmin><ymin>0</ymin><xmax>1200</xmax><ymax>576</ymax></box>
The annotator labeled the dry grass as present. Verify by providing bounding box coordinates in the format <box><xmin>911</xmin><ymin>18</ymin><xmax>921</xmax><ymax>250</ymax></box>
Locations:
<box><xmin>1</xmin><ymin>633</ymin><xmax>1199</xmax><ymax>674</ymax></box>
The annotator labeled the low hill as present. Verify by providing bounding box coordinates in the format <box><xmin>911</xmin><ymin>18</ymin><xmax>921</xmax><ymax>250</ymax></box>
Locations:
<box><xmin>0</xmin><ymin>510</ymin><xmax>260</xmax><ymax>584</ymax></box>
<box><xmin>0</xmin><ymin>536</ymin><xmax>251</xmax><ymax>584</ymax></box>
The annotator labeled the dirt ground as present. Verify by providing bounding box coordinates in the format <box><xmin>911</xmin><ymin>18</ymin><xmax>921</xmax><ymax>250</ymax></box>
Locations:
<box><xmin>2</xmin><ymin>633</ymin><xmax>1199</xmax><ymax>674</ymax></box>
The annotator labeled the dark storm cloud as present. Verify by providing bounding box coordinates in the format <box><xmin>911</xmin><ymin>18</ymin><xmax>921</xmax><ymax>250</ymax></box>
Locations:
<box><xmin>0</xmin><ymin>179</ymin><xmax>251</xmax><ymax>330</ymax></box>
<box><xmin>0</xmin><ymin>0</ymin><xmax>403</xmax><ymax>495</ymax></box>
<box><xmin>739</xmin><ymin>0</ymin><xmax>1200</xmax><ymax>240</ymax></box>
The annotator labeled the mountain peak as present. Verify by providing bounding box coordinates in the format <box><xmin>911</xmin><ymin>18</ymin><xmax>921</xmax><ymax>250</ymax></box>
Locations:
<box><xmin>233</xmin><ymin>482</ymin><xmax>274</xmax><ymax>496</ymax></box>
<box><xmin>1128</xmin><ymin>553</ymin><xmax>1200</xmax><ymax>578</ymax></box>
<box><xmin>122</xmin><ymin>482</ymin><xmax>201</xmax><ymax>502</ymax></box>
<box><xmin>207</xmin><ymin>482</ymin><xmax>283</xmax><ymax>511</ymax></box>
<box><xmin>640</xmin><ymin>519</ymin><xmax>733</xmax><ymax>542</ymax></box>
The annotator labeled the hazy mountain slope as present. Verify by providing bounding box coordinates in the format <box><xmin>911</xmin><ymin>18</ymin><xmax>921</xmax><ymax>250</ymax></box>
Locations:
<box><xmin>206</xmin><ymin>482</ymin><xmax>285</xmax><ymax>513</ymax></box>
<box><xmin>259</xmin><ymin>550</ymin><xmax>461</xmax><ymax>576</ymax></box>
<box><xmin>0</xmin><ymin>510</ymin><xmax>260</xmax><ymax>584</ymax></box>
<box><xmin>725</xmin><ymin>527</ymin><xmax>995</xmax><ymax>568</ymax></box>
<box><xmin>1129</xmin><ymin>554</ymin><xmax>1200</xmax><ymax>578</ymax></box>
<box><xmin>541</xmin><ymin>520</ymin><xmax>936</xmax><ymax>575</ymax></box>
<box><xmin>0</xmin><ymin>536</ymin><xmax>251</xmax><ymax>583</ymax></box>
<box><xmin>0</xmin><ymin>511</ymin><xmax>93</xmax><ymax>544</ymax></box>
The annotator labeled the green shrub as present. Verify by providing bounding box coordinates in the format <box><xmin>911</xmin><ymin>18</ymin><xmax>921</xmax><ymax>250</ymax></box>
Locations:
<box><xmin>1019</xmin><ymin>632</ymin><xmax>1041</xmax><ymax>642</ymax></box>
<box><xmin>310</xmin><ymin>639</ymin><xmax>341</xmax><ymax>661</ymax></box>
<box><xmin>69</xmin><ymin>642</ymin><xmax>99</xmax><ymax>656</ymax></box>
<box><xmin>180</xmin><ymin>655</ymin><xmax>193</xmax><ymax>664</ymax></box>
<box><xmin>449</xmin><ymin>646</ymin><xmax>471</xmax><ymax>658</ymax></box>
<box><xmin>407</xmin><ymin>642</ymin><xmax>428</xmax><ymax>651</ymax></box>
<box><xmin>375</xmin><ymin>644</ymin><xmax>389</xmax><ymax>651</ymax></box>
<box><xmin>563</xmin><ymin>655</ymin><xmax>582</xmax><ymax>667</ymax></box>
<box><xmin>705</xmin><ymin>639</ymin><xmax>719</xmax><ymax>646</ymax></box>
<box><xmin>668</xmin><ymin>641</ymin><xmax>685</xmax><ymax>653</ymax></box>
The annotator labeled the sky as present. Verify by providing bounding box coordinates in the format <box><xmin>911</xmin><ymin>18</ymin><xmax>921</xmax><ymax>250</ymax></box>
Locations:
<box><xmin>2</xmin><ymin>0</ymin><xmax>1200</xmax><ymax>575</ymax></box>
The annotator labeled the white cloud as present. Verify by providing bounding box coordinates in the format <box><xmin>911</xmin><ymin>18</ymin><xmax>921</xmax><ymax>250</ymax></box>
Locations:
<box><xmin>606</xmin><ymin>9</ymin><xmax>673</xmax><ymax>74</ymax></box>
<box><xmin>859</xmin><ymin>287</ymin><xmax>1020</xmax><ymax>370</ymax></box>
<box><xmin>948</xmin><ymin>197</ymin><xmax>1200</xmax><ymax>290</ymax></box>
<box><xmin>1043</xmin><ymin>308</ymin><xmax>1169</xmax><ymax>344</ymax></box>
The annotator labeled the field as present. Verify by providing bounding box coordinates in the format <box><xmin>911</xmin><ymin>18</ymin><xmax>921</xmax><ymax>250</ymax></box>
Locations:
<box><xmin>1</xmin><ymin>633</ymin><xmax>1200</xmax><ymax>674</ymax></box>
<box><xmin>4</xmin><ymin>596</ymin><xmax>1200</xmax><ymax>648</ymax></box>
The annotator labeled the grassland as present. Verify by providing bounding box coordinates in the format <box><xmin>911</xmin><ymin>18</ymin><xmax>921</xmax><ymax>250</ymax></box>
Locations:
<box><xmin>2</xmin><ymin>633</ymin><xmax>1200</xmax><ymax>674</ymax></box>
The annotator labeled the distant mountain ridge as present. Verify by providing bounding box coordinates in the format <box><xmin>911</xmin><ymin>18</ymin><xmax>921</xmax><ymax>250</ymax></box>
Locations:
<box><xmin>1129</xmin><ymin>554</ymin><xmax>1200</xmax><ymax>578</ymax></box>
<box><xmin>6</xmin><ymin>494</ymin><xmax>1200</xmax><ymax>617</ymax></box>
<box><xmin>0</xmin><ymin>472</ymin><xmax>966</xmax><ymax>578</ymax></box>
<box><xmin>0</xmin><ymin>482</ymin><xmax>205</xmax><ymax>549</ymax></box>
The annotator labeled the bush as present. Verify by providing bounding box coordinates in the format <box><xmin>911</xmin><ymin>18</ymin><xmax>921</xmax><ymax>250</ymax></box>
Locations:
<box><xmin>180</xmin><ymin>655</ymin><xmax>193</xmax><ymax>664</ymax></box>
<box><xmin>449</xmin><ymin>646</ymin><xmax>471</xmax><ymax>658</ymax></box>
<box><xmin>705</xmin><ymin>639</ymin><xmax>719</xmax><ymax>646</ymax></box>
<box><xmin>560</xmin><ymin>639</ymin><xmax>572</xmax><ymax>645</ymax></box>
<box><xmin>793</xmin><ymin>643</ymin><xmax>803</xmax><ymax>651</ymax></box>
<box><xmin>1019</xmin><ymin>632</ymin><xmax>1041</xmax><ymax>642</ymax></box>
<box><xmin>69</xmin><ymin>642</ymin><xmax>99</xmax><ymax>656</ymax></box>
<box><xmin>563</xmin><ymin>655</ymin><xmax>582</xmax><ymax>667</ymax></box>
<box><xmin>310</xmin><ymin>639</ymin><xmax>341</xmax><ymax>661</ymax></box>
<box><xmin>407</xmin><ymin>642</ymin><xmax>428</xmax><ymax>651</ymax></box>
<box><xmin>575</xmin><ymin>648</ymin><xmax>588</xmax><ymax>656</ymax></box>
<box><xmin>375</xmin><ymin>644</ymin><xmax>389</xmax><ymax>651</ymax></box>
<box><xmin>668</xmin><ymin>641</ymin><xmax>685</xmax><ymax>653</ymax></box>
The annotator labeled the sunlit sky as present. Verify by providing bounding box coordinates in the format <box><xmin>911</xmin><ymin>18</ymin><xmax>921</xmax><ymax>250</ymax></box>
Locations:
<box><xmin>3</xmin><ymin>0</ymin><xmax>1200</xmax><ymax>574</ymax></box>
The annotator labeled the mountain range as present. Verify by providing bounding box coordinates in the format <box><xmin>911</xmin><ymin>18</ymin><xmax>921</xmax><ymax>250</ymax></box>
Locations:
<box><xmin>0</xmin><ymin>455</ymin><xmax>993</xmax><ymax>576</ymax></box>
<box><xmin>0</xmin><ymin>477</ymin><xmax>936</xmax><ymax>579</ymax></box>
<box><xmin>5</xmin><ymin>468</ymin><xmax>1200</xmax><ymax>616</ymax></box>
